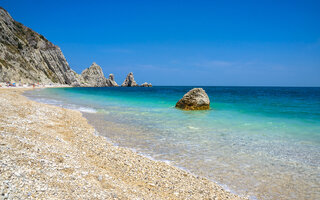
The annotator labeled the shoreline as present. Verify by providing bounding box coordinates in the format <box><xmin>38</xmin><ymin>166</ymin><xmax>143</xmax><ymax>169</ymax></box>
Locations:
<box><xmin>0</xmin><ymin>88</ymin><xmax>246</xmax><ymax>199</ymax></box>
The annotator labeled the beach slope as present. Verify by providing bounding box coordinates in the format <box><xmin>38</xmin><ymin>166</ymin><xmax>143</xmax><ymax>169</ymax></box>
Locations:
<box><xmin>0</xmin><ymin>89</ymin><xmax>245</xmax><ymax>199</ymax></box>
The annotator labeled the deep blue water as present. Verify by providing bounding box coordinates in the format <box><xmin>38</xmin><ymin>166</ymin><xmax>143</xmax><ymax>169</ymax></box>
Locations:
<box><xmin>25</xmin><ymin>86</ymin><xmax>320</xmax><ymax>200</ymax></box>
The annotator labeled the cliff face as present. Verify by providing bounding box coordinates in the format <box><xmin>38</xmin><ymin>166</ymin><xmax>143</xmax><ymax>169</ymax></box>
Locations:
<box><xmin>0</xmin><ymin>7</ymin><xmax>80</xmax><ymax>85</ymax></box>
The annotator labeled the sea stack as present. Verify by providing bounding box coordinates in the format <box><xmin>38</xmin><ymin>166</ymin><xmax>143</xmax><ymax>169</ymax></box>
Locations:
<box><xmin>106</xmin><ymin>74</ymin><xmax>118</xmax><ymax>86</ymax></box>
<box><xmin>121</xmin><ymin>72</ymin><xmax>138</xmax><ymax>87</ymax></box>
<box><xmin>140</xmin><ymin>82</ymin><xmax>152</xmax><ymax>87</ymax></box>
<box><xmin>175</xmin><ymin>88</ymin><xmax>210</xmax><ymax>110</ymax></box>
<box><xmin>81</xmin><ymin>62</ymin><xmax>106</xmax><ymax>87</ymax></box>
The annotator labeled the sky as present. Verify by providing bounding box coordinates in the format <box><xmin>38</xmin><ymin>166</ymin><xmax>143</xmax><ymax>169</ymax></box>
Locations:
<box><xmin>1</xmin><ymin>0</ymin><xmax>320</xmax><ymax>86</ymax></box>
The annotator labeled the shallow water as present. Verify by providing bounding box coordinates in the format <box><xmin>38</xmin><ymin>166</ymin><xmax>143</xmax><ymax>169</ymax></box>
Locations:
<box><xmin>25</xmin><ymin>86</ymin><xmax>320</xmax><ymax>200</ymax></box>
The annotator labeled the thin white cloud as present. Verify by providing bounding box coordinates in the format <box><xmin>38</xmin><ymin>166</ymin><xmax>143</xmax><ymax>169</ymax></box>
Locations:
<box><xmin>102</xmin><ymin>48</ymin><xmax>133</xmax><ymax>53</ymax></box>
<box><xmin>134</xmin><ymin>64</ymin><xmax>180</xmax><ymax>72</ymax></box>
<box><xmin>193</xmin><ymin>60</ymin><xmax>234</xmax><ymax>68</ymax></box>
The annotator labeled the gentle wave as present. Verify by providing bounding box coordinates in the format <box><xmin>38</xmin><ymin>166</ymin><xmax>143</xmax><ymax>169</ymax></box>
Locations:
<box><xmin>25</xmin><ymin>96</ymin><xmax>97</xmax><ymax>114</ymax></box>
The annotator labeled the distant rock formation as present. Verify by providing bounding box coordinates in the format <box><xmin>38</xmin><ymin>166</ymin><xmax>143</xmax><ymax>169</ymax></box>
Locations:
<box><xmin>140</xmin><ymin>82</ymin><xmax>152</xmax><ymax>87</ymax></box>
<box><xmin>81</xmin><ymin>62</ymin><xmax>106</xmax><ymax>87</ymax></box>
<box><xmin>121</xmin><ymin>72</ymin><xmax>138</xmax><ymax>87</ymax></box>
<box><xmin>175</xmin><ymin>88</ymin><xmax>210</xmax><ymax>110</ymax></box>
<box><xmin>0</xmin><ymin>7</ymin><xmax>80</xmax><ymax>86</ymax></box>
<box><xmin>106</xmin><ymin>73</ymin><xmax>118</xmax><ymax>87</ymax></box>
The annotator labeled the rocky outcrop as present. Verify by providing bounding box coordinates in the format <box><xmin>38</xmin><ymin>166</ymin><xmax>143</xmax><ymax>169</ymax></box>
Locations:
<box><xmin>106</xmin><ymin>74</ymin><xmax>118</xmax><ymax>87</ymax></box>
<box><xmin>0</xmin><ymin>7</ymin><xmax>153</xmax><ymax>88</ymax></box>
<box><xmin>140</xmin><ymin>82</ymin><xmax>152</xmax><ymax>87</ymax></box>
<box><xmin>175</xmin><ymin>88</ymin><xmax>210</xmax><ymax>110</ymax></box>
<box><xmin>0</xmin><ymin>7</ymin><xmax>80</xmax><ymax>86</ymax></box>
<box><xmin>81</xmin><ymin>62</ymin><xmax>106</xmax><ymax>87</ymax></box>
<box><xmin>121</xmin><ymin>72</ymin><xmax>138</xmax><ymax>87</ymax></box>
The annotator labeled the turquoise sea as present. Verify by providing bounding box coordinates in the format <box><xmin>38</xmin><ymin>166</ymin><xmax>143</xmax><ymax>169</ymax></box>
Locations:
<box><xmin>25</xmin><ymin>87</ymin><xmax>320</xmax><ymax>200</ymax></box>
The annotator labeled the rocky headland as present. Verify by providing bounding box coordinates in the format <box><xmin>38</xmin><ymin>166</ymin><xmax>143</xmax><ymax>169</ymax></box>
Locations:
<box><xmin>0</xmin><ymin>7</ymin><xmax>151</xmax><ymax>88</ymax></box>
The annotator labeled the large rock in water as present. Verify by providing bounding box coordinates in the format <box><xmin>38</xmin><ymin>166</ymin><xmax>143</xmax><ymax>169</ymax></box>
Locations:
<box><xmin>81</xmin><ymin>62</ymin><xmax>106</xmax><ymax>87</ymax></box>
<box><xmin>0</xmin><ymin>7</ymin><xmax>80</xmax><ymax>86</ymax></box>
<box><xmin>121</xmin><ymin>72</ymin><xmax>138</xmax><ymax>87</ymax></box>
<box><xmin>106</xmin><ymin>73</ymin><xmax>118</xmax><ymax>86</ymax></box>
<box><xmin>175</xmin><ymin>88</ymin><xmax>210</xmax><ymax>110</ymax></box>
